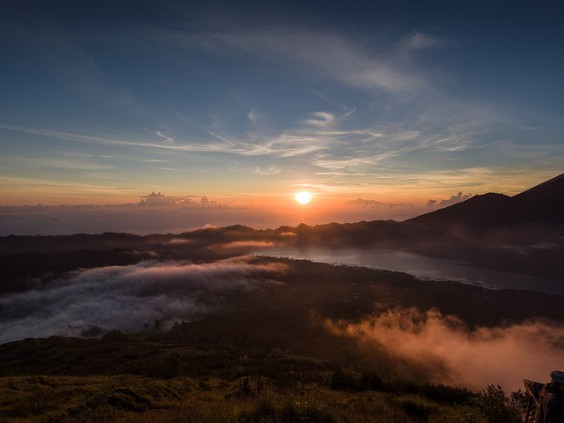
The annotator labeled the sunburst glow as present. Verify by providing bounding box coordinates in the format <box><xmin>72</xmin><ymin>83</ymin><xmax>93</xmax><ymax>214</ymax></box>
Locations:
<box><xmin>295</xmin><ymin>191</ymin><xmax>313</xmax><ymax>205</ymax></box>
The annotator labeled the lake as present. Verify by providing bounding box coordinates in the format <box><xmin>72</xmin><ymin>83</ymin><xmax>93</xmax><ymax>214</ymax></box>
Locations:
<box><xmin>257</xmin><ymin>247</ymin><xmax>564</xmax><ymax>295</ymax></box>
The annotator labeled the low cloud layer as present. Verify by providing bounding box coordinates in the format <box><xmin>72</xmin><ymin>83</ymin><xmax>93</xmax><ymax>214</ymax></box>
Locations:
<box><xmin>214</xmin><ymin>241</ymin><xmax>275</xmax><ymax>251</ymax></box>
<box><xmin>0</xmin><ymin>257</ymin><xmax>285</xmax><ymax>345</ymax></box>
<box><xmin>325</xmin><ymin>308</ymin><xmax>564</xmax><ymax>392</ymax></box>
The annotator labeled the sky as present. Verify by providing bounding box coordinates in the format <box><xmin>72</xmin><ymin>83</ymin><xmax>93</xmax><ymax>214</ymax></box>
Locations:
<box><xmin>1</xmin><ymin>0</ymin><xmax>563</xmax><ymax>211</ymax></box>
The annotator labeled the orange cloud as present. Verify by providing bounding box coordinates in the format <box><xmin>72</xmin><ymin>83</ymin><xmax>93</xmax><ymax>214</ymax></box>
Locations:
<box><xmin>325</xmin><ymin>307</ymin><xmax>564</xmax><ymax>391</ymax></box>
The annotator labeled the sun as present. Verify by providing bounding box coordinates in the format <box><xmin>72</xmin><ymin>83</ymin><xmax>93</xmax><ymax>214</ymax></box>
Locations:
<box><xmin>294</xmin><ymin>191</ymin><xmax>313</xmax><ymax>205</ymax></box>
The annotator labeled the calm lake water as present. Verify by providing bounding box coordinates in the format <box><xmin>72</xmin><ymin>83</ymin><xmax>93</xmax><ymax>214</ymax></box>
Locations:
<box><xmin>258</xmin><ymin>247</ymin><xmax>564</xmax><ymax>295</ymax></box>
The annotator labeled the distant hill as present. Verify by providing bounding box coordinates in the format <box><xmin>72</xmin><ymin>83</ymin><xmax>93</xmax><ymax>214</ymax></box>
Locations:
<box><xmin>406</xmin><ymin>173</ymin><xmax>564</xmax><ymax>229</ymax></box>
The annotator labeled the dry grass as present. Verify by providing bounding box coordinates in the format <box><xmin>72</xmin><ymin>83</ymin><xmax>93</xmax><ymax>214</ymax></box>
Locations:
<box><xmin>0</xmin><ymin>375</ymin><xmax>492</xmax><ymax>423</ymax></box>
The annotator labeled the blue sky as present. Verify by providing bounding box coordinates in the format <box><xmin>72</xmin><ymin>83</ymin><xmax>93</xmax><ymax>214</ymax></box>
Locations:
<box><xmin>1</xmin><ymin>0</ymin><xmax>563</xmax><ymax>206</ymax></box>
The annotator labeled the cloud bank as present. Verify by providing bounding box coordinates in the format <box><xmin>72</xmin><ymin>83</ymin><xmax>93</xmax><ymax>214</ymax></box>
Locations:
<box><xmin>325</xmin><ymin>308</ymin><xmax>564</xmax><ymax>392</ymax></box>
<box><xmin>0</xmin><ymin>257</ymin><xmax>285</xmax><ymax>345</ymax></box>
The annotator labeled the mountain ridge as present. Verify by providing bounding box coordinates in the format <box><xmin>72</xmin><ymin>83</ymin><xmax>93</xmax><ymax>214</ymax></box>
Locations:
<box><xmin>406</xmin><ymin>173</ymin><xmax>564</xmax><ymax>228</ymax></box>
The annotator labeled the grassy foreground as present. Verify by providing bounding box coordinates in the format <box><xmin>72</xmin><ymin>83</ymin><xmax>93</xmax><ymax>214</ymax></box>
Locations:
<box><xmin>0</xmin><ymin>373</ymin><xmax>520</xmax><ymax>423</ymax></box>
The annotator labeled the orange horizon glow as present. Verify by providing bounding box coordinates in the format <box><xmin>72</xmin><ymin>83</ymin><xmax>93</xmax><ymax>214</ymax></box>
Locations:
<box><xmin>0</xmin><ymin>170</ymin><xmax>556</xmax><ymax>208</ymax></box>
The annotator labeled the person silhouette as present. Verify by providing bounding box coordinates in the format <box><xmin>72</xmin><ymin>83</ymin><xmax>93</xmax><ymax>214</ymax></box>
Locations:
<box><xmin>535</xmin><ymin>370</ymin><xmax>564</xmax><ymax>423</ymax></box>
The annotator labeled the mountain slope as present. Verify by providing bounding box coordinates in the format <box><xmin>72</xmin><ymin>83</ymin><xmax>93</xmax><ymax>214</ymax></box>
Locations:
<box><xmin>406</xmin><ymin>193</ymin><xmax>513</xmax><ymax>228</ymax></box>
<box><xmin>406</xmin><ymin>173</ymin><xmax>564</xmax><ymax>228</ymax></box>
<box><xmin>512</xmin><ymin>173</ymin><xmax>564</xmax><ymax>224</ymax></box>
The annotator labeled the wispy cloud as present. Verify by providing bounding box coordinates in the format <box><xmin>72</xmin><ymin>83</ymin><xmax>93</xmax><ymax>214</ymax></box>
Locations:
<box><xmin>310</xmin><ymin>129</ymin><xmax>420</xmax><ymax>173</ymax></box>
<box><xmin>160</xmin><ymin>167</ymin><xmax>185</xmax><ymax>172</ymax></box>
<box><xmin>313</xmin><ymin>156</ymin><xmax>387</xmax><ymax>172</ymax></box>
<box><xmin>255</xmin><ymin>165</ymin><xmax>282</xmax><ymax>175</ymax></box>
<box><xmin>241</xmin><ymin>133</ymin><xmax>325</xmax><ymax>157</ymax></box>
<box><xmin>155</xmin><ymin>130</ymin><xmax>175</xmax><ymax>144</ymax></box>
<box><xmin>399</xmin><ymin>32</ymin><xmax>444</xmax><ymax>55</ymax></box>
<box><xmin>183</xmin><ymin>29</ymin><xmax>433</xmax><ymax>93</ymax></box>
<box><xmin>2</xmin><ymin>156</ymin><xmax>113</xmax><ymax>172</ymax></box>
<box><xmin>0</xmin><ymin>175</ymin><xmax>125</xmax><ymax>193</ymax></box>
<box><xmin>0</xmin><ymin>124</ymin><xmax>232</xmax><ymax>155</ymax></box>
<box><xmin>303</xmin><ymin>112</ymin><xmax>335</xmax><ymax>127</ymax></box>
<box><xmin>248</xmin><ymin>108</ymin><xmax>257</xmax><ymax>124</ymax></box>
<box><xmin>0</xmin><ymin>124</ymin><xmax>325</xmax><ymax>159</ymax></box>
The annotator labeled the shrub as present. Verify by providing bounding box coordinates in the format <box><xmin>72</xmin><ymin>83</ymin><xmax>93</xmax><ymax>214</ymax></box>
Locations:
<box><xmin>398</xmin><ymin>399</ymin><xmax>436</xmax><ymax>422</ymax></box>
<box><xmin>359</xmin><ymin>371</ymin><xmax>385</xmax><ymax>391</ymax></box>
<box><xmin>419</xmin><ymin>383</ymin><xmax>473</xmax><ymax>405</ymax></box>
<box><xmin>299</xmin><ymin>403</ymin><xmax>336</xmax><ymax>423</ymax></box>
<box><xmin>472</xmin><ymin>385</ymin><xmax>521</xmax><ymax>423</ymax></box>
<box><xmin>67</xmin><ymin>389</ymin><xmax>117</xmax><ymax>423</ymax></box>
<box><xmin>279</xmin><ymin>399</ymin><xmax>336</xmax><ymax>423</ymax></box>
<box><xmin>330</xmin><ymin>368</ymin><xmax>357</xmax><ymax>391</ymax></box>
<box><xmin>237</xmin><ymin>398</ymin><xmax>277</xmax><ymax>422</ymax></box>
<box><xmin>236</xmin><ymin>376</ymin><xmax>264</xmax><ymax>398</ymax></box>
<box><xmin>107</xmin><ymin>387</ymin><xmax>150</xmax><ymax>412</ymax></box>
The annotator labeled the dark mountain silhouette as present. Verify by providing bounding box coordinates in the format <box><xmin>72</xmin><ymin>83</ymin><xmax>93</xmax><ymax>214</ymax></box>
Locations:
<box><xmin>406</xmin><ymin>173</ymin><xmax>564</xmax><ymax>229</ymax></box>
<box><xmin>406</xmin><ymin>193</ymin><xmax>513</xmax><ymax>228</ymax></box>
<box><xmin>512</xmin><ymin>173</ymin><xmax>564</xmax><ymax>224</ymax></box>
